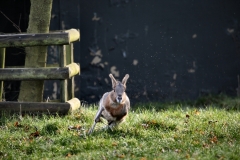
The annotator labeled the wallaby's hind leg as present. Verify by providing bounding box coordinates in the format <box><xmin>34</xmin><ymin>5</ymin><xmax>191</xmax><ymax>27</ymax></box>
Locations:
<box><xmin>108</xmin><ymin>121</ymin><xmax>117</xmax><ymax>131</ymax></box>
<box><xmin>88</xmin><ymin>106</ymin><xmax>104</xmax><ymax>135</ymax></box>
<box><xmin>101</xmin><ymin>121</ymin><xmax>118</xmax><ymax>131</ymax></box>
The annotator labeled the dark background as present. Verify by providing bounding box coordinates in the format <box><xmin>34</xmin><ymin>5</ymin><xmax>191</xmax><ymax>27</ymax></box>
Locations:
<box><xmin>1</xmin><ymin>0</ymin><xmax>240</xmax><ymax>104</ymax></box>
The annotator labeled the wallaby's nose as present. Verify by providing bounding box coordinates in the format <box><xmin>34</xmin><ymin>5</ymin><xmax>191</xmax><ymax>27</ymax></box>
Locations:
<box><xmin>118</xmin><ymin>95</ymin><xmax>122</xmax><ymax>102</ymax></box>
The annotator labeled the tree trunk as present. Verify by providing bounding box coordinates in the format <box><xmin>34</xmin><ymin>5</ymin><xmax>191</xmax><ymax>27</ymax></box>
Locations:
<box><xmin>18</xmin><ymin>0</ymin><xmax>53</xmax><ymax>102</ymax></box>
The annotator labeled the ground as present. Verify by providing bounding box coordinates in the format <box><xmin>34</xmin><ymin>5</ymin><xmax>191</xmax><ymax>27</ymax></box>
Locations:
<box><xmin>0</xmin><ymin>95</ymin><xmax>240</xmax><ymax>159</ymax></box>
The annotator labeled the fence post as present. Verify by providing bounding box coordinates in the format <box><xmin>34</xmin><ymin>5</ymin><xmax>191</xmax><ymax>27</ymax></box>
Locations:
<box><xmin>0</xmin><ymin>29</ymin><xmax>80</xmax><ymax>114</ymax></box>
<box><xmin>0</xmin><ymin>48</ymin><xmax>5</xmax><ymax>101</ymax></box>
<box><xmin>59</xmin><ymin>45</ymin><xmax>68</xmax><ymax>102</ymax></box>
<box><xmin>66</xmin><ymin>43</ymin><xmax>75</xmax><ymax>99</ymax></box>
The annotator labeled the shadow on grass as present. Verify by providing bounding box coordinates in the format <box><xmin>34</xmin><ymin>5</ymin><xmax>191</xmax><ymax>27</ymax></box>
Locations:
<box><xmin>88</xmin><ymin>127</ymin><xmax>144</xmax><ymax>139</ymax></box>
<box><xmin>140</xmin><ymin>119</ymin><xmax>177</xmax><ymax>131</ymax></box>
<box><xmin>132</xmin><ymin>94</ymin><xmax>240</xmax><ymax>112</ymax></box>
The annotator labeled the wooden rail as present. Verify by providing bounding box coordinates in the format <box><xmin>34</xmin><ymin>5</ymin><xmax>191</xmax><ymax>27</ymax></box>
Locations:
<box><xmin>0</xmin><ymin>29</ymin><xmax>80</xmax><ymax>47</ymax></box>
<box><xmin>0</xmin><ymin>98</ymin><xmax>80</xmax><ymax>115</ymax></box>
<box><xmin>0</xmin><ymin>63</ymin><xmax>80</xmax><ymax>80</ymax></box>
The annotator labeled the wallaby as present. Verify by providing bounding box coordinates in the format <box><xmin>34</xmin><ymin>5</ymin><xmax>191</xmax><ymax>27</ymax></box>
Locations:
<box><xmin>88</xmin><ymin>74</ymin><xmax>130</xmax><ymax>135</ymax></box>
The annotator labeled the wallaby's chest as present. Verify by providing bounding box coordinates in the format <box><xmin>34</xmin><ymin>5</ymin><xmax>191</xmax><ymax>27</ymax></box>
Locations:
<box><xmin>103</xmin><ymin>104</ymin><xmax>128</xmax><ymax>121</ymax></box>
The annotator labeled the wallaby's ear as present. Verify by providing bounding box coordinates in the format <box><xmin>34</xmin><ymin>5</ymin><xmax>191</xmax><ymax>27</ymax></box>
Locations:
<box><xmin>109</xmin><ymin>74</ymin><xmax>117</xmax><ymax>89</ymax></box>
<box><xmin>122</xmin><ymin>74</ymin><xmax>129</xmax><ymax>88</ymax></box>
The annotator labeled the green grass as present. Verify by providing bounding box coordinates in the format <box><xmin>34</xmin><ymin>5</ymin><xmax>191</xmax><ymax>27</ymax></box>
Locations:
<box><xmin>0</xmin><ymin>99</ymin><xmax>240</xmax><ymax>159</ymax></box>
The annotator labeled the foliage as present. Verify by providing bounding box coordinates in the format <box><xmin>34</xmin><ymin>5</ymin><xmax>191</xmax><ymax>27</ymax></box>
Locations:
<box><xmin>0</xmin><ymin>99</ymin><xmax>240</xmax><ymax>159</ymax></box>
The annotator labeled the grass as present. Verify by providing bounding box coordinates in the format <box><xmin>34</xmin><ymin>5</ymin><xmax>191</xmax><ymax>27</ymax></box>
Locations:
<box><xmin>0</xmin><ymin>97</ymin><xmax>240</xmax><ymax>159</ymax></box>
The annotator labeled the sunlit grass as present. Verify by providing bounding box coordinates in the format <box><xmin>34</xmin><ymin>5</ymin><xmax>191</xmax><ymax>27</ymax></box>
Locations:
<box><xmin>0</xmin><ymin>99</ymin><xmax>240</xmax><ymax>159</ymax></box>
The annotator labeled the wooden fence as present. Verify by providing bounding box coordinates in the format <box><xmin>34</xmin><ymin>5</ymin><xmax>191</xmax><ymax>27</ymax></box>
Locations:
<box><xmin>0</xmin><ymin>29</ymin><xmax>80</xmax><ymax>115</ymax></box>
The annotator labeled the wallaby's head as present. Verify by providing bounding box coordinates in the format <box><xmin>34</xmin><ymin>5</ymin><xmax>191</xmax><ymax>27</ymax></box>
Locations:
<box><xmin>109</xmin><ymin>74</ymin><xmax>129</xmax><ymax>104</ymax></box>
